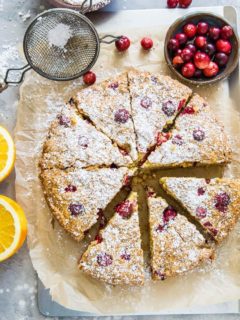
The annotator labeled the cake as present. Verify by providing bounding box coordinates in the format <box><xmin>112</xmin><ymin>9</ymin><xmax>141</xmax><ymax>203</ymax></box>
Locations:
<box><xmin>147</xmin><ymin>191</ymin><xmax>214</xmax><ymax>280</ymax></box>
<box><xmin>128</xmin><ymin>69</ymin><xmax>192</xmax><ymax>159</ymax></box>
<box><xmin>40</xmin><ymin>167</ymin><xmax>135</xmax><ymax>241</ymax></box>
<box><xmin>144</xmin><ymin>94</ymin><xmax>232</xmax><ymax>169</ymax></box>
<box><xmin>160</xmin><ymin>177</ymin><xmax>240</xmax><ymax>242</ymax></box>
<box><xmin>79</xmin><ymin>192</ymin><xmax>145</xmax><ymax>285</ymax></box>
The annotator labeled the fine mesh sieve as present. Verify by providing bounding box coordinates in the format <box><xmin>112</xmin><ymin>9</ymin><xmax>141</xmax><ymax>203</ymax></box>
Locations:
<box><xmin>1</xmin><ymin>4</ymin><xmax>121</xmax><ymax>91</ymax></box>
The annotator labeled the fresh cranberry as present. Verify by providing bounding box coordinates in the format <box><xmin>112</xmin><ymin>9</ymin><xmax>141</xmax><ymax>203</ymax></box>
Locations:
<box><xmin>162</xmin><ymin>100</ymin><xmax>176</xmax><ymax>116</ymax></box>
<box><xmin>69</xmin><ymin>203</ymin><xmax>85</xmax><ymax>216</ymax></box>
<box><xmin>141</xmin><ymin>37</ymin><xmax>153</xmax><ymax>50</ymax></box>
<box><xmin>168</xmin><ymin>38</ymin><xmax>179</xmax><ymax>52</ymax></box>
<box><xmin>120</xmin><ymin>252</ymin><xmax>131</xmax><ymax>261</ymax></box>
<box><xmin>167</xmin><ymin>0</ymin><xmax>179</xmax><ymax>8</ymax></box>
<box><xmin>214</xmin><ymin>192</ymin><xmax>230</xmax><ymax>212</ymax></box>
<box><xmin>179</xmin><ymin>0</ymin><xmax>192</xmax><ymax>8</ymax></box>
<box><xmin>172</xmin><ymin>134</ymin><xmax>184</xmax><ymax>145</ymax></box>
<box><xmin>114</xmin><ymin>109</ymin><xmax>130</xmax><ymax>123</ymax></box>
<box><xmin>83</xmin><ymin>71</ymin><xmax>96</xmax><ymax>85</ymax></box>
<box><xmin>65</xmin><ymin>185</ymin><xmax>77</xmax><ymax>192</ymax></box>
<box><xmin>209</xmin><ymin>27</ymin><xmax>221</xmax><ymax>40</ymax></box>
<box><xmin>58</xmin><ymin>115</ymin><xmax>70</xmax><ymax>127</ymax></box>
<box><xmin>156</xmin><ymin>132</ymin><xmax>170</xmax><ymax>146</ymax></box>
<box><xmin>156</xmin><ymin>224</ymin><xmax>164</xmax><ymax>232</ymax></box>
<box><xmin>216</xmin><ymin>39</ymin><xmax>232</xmax><ymax>54</ymax></box>
<box><xmin>163</xmin><ymin>206</ymin><xmax>177</xmax><ymax>223</ymax></box>
<box><xmin>193</xmin><ymin>128</ymin><xmax>205</xmax><ymax>141</ymax></box>
<box><xmin>115</xmin><ymin>36</ymin><xmax>130</xmax><ymax>52</ymax></box>
<box><xmin>141</xmin><ymin>96</ymin><xmax>152</xmax><ymax>109</ymax></box>
<box><xmin>115</xmin><ymin>200</ymin><xmax>134</xmax><ymax>219</ymax></box>
<box><xmin>214</xmin><ymin>52</ymin><xmax>229</xmax><ymax>67</ymax></box>
<box><xmin>154</xmin><ymin>270</ymin><xmax>166</xmax><ymax>280</ymax></box>
<box><xmin>194</xmin><ymin>68</ymin><xmax>203</xmax><ymax>78</ymax></box>
<box><xmin>182</xmin><ymin>105</ymin><xmax>195</xmax><ymax>114</ymax></box>
<box><xmin>181</xmin><ymin>62</ymin><xmax>195</xmax><ymax>78</ymax></box>
<box><xmin>194</xmin><ymin>52</ymin><xmax>210</xmax><ymax>69</ymax></box>
<box><xmin>203</xmin><ymin>62</ymin><xmax>219</xmax><ymax>78</ymax></box>
<box><xmin>97</xmin><ymin>253</ymin><xmax>113</xmax><ymax>266</ymax></box>
<box><xmin>197</xmin><ymin>22</ymin><xmax>209</xmax><ymax>35</ymax></box>
<box><xmin>197</xmin><ymin>187</ymin><xmax>206</xmax><ymax>196</ymax></box>
<box><xmin>173</xmin><ymin>55</ymin><xmax>184</xmax><ymax>68</ymax></box>
<box><xmin>181</xmin><ymin>48</ymin><xmax>193</xmax><ymax>62</ymax></box>
<box><xmin>194</xmin><ymin>36</ymin><xmax>207</xmax><ymax>49</ymax></box>
<box><xmin>108</xmin><ymin>82</ymin><xmax>119</xmax><ymax>89</ymax></box>
<box><xmin>185</xmin><ymin>43</ymin><xmax>196</xmax><ymax>54</ymax></box>
<box><xmin>204</xmin><ymin>221</ymin><xmax>213</xmax><ymax>228</ymax></box>
<box><xmin>175</xmin><ymin>33</ymin><xmax>188</xmax><ymax>46</ymax></box>
<box><xmin>196</xmin><ymin>207</ymin><xmax>207</xmax><ymax>219</ymax></box>
<box><xmin>203</xmin><ymin>43</ymin><xmax>216</xmax><ymax>57</ymax></box>
<box><xmin>78</xmin><ymin>135</ymin><xmax>89</xmax><ymax>149</ymax></box>
<box><xmin>183</xmin><ymin>23</ymin><xmax>197</xmax><ymax>38</ymax></box>
<box><xmin>95</xmin><ymin>234</ymin><xmax>103</xmax><ymax>244</ymax></box>
<box><xmin>220</xmin><ymin>25</ymin><xmax>233</xmax><ymax>40</ymax></box>
<box><xmin>176</xmin><ymin>49</ymin><xmax>183</xmax><ymax>55</ymax></box>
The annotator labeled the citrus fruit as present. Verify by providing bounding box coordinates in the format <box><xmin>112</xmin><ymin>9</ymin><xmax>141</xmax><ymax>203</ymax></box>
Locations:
<box><xmin>0</xmin><ymin>126</ymin><xmax>15</xmax><ymax>182</ymax></box>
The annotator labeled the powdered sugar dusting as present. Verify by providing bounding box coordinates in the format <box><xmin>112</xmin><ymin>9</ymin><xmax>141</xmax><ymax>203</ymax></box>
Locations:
<box><xmin>48</xmin><ymin>23</ymin><xmax>72</xmax><ymax>49</ymax></box>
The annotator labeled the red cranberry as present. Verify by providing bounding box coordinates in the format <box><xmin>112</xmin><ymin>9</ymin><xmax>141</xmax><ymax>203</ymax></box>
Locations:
<box><xmin>141</xmin><ymin>37</ymin><xmax>153</xmax><ymax>50</ymax></box>
<box><xmin>58</xmin><ymin>115</ymin><xmax>70</xmax><ymax>127</ymax></box>
<box><xmin>156</xmin><ymin>132</ymin><xmax>170</xmax><ymax>146</ymax></box>
<box><xmin>83</xmin><ymin>71</ymin><xmax>96</xmax><ymax>85</ymax></box>
<box><xmin>69</xmin><ymin>203</ymin><xmax>85</xmax><ymax>216</ymax></box>
<box><xmin>65</xmin><ymin>185</ymin><xmax>77</xmax><ymax>192</ymax></box>
<box><xmin>193</xmin><ymin>128</ymin><xmax>205</xmax><ymax>141</ymax></box>
<box><xmin>120</xmin><ymin>252</ymin><xmax>131</xmax><ymax>261</ymax></box>
<box><xmin>185</xmin><ymin>43</ymin><xmax>196</xmax><ymax>54</ymax></box>
<box><xmin>115</xmin><ymin>36</ymin><xmax>131</xmax><ymax>52</ymax></box>
<box><xmin>163</xmin><ymin>206</ymin><xmax>177</xmax><ymax>223</ymax></box>
<box><xmin>95</xmin><ymin>234</ymin><xmax>103</xmax><ymax>244</ymax></box>
<box><xmin>176</xmin><ymin>49</ymin><xmax>182</xmax><ymax>55</ymax></box>
<box><xmin>182</xmin><ymin>105</ymin><xmax>195</xmax><ymax>114</ymax></box>
<box><xmin>181</xmin><ymin>62</ymin><xmax>195</xmax><ymax>78</ymax></box>
<box><xmin>162</xmin><ymin>100</ymin><xmax>176</xmax><ymax>116</ymax></box>
<box><xmin>220</xmin><ymin>25</ymin><xmax>233</xmax><ymax>40</ymax></box>
<box><xmin>181</xmin><ymin>48</ymin><xmax>193</xmax><ymax>62</ymax></box>
<box><xmin>194</xmin><ymin>68</ymin><xmax>203</xmax><ymax>78</ymax></box>
<box><xmin>175</xmin><ymin>33</ymin><xmax>188</xmax><ymax>46</ymax></box>
<box><xmin>194</xmin><ymin>36</ymin><xmax>207</xmax><ymax>49</ymax></box>
<box><xmin>183</xmin><ymin>23</ymin><xmax>197</xmax><ymax>38</ymax></box>
<box><xmin>156</xmin><ymin>224</ymin><xmax>164</xmax><ymax>232</ymax></box>
<box><xmin>78</xmin><ymin>135</ymin><xmax>89</xmax><ymax>149</ymax></box>
<box><xmin>108</xmin><ymin>82</ymin><xmax>119</xmax><ymax>89</ymax></box>
<box><xmin>197</xmin><ymin>187</ymin><xmax>206</xmax><ymax>196</ymax></box>
<box><xmin>197</xmin><ymin>22</ymin><xmax>209</xmax><ymax>35</ymax></box>
<box><xmin>114</xmin><ymin>109</ymin><xmax>130</xmax><ymax>123</ymax></box>
<box><xmin>168</xmin><ymin>38</ymin><xmax>179</xmax><ymax>52</ymax></box>
<box><xmin>97</xmin><ymin>253</ymin><xmax>113</xmax><ymax>266</ymax></box>
<box><xmin>172</xmin><ymin>134</ymin><xmax>184</xmax><ymax>145</ymax></box>
<box><xmin>173</xmin><ymin>55</ymin><xmax>184</xmax><ymax>68</ymax></box>
<box><xmin>196</xmin><ymin>207</ymin><xmax>207</xmax><ymax>219</ymax></box>
<box><xmin>194</xmin><ymin>52</ymin><xmax>210</xmax><ymax>69</ymax></box>
<box><xmin>204</xmin><ymin>221</ymin><xmax>213</xmax><ymax>228</ymax></box>
<box><xmin>178</xmin><ymin>99</ymin><xmax>186</xmax><ymax>111</ymax></box>
<box><xmin>203</xmin><ymin>62</ymin><xmax>219</xmax><ymax>78</ymax></box>
<box><xmin>167</xmin><ymin>0</ymin><xmax>179</xmax><ymax>8</ymax></box>
<box><xmin>214</xmin><ymin>52</ymin><xmax>229</xmax><ymax>67</ymax></box>
<box><xmin>209</xmin><ymin>27</ymin><xmax>221</xmax><ymax>41</ymax></box>
<box><xmin>115</xmin><ymin>200</ymin><xmax>134</xmax><ymax>219</ymax></box>
<box><xmin>214</xmin><ymin>192</ymin><xmax>230</xmax><ymax>212</ymax></box>
<box><xmin>179</xmin><ymin>0</ymin><xmax>192</xmax><ymax>8</ymax></box>
<box><xmin>203</xmin><ymin>43</ymin><xmax>216</xmax><ymax>57</ymax></box>
<box><xmin>216</xmin><ymin>39</ymin><xmax>232</xmax><ymax>54</ymax></box>
<box><xmin>140</xmin><ymin>96</ymin><xmax>152</xmax><ymax>109</ymax></box>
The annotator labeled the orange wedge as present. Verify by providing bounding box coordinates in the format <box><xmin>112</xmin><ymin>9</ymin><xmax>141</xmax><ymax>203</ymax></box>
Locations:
<box><xmin>0</xmin><ymin>126</ymin><xmax>15</xmax><ymax>182</ymax></box>
<box><xmin>0</xmin><ymin>195</ymin><xmax>27</xmax><ymax>262</ymax></box>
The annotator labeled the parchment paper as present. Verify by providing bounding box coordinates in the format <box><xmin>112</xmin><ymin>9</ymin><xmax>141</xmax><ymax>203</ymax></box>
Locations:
<box><xmin>14</xmin><ymin>8</ymin><xmax>240</xmax><ymax>315</ymax></box>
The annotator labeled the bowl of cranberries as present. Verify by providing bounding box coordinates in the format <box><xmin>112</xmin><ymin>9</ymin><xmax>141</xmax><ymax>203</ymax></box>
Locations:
<box><xmin>165</xmin><ymin>12</ymin><xmax>239</xmax><ymax>85</ymax></box>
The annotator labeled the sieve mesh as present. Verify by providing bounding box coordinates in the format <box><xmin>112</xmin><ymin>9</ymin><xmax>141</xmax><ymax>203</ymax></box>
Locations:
<box><xmin>23</xmin><ymin>9</ymin><xmax>100</xmax><ymax>81</ymax></box>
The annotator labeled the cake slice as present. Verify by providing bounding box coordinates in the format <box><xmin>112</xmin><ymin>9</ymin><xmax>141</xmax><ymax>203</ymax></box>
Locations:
<box><xmin>160</xmin><ymin>177</ymin><xmax>240</xmax><ymax>243</ymax></box>
<box><xmin>128</xmin><ymin>69</ymin><xmax>192</xmax><ymax>159</ymax></box>
<box><xmin>40</xmin><ymin>167</ymin><xmax>135</xmax><ymax>241</ymax></box>
<box><xmin>40</xmin><ymin>102</ymin><xmax>132</xmax><ymax>170</ymax></box>
<box><xmin>144</xmin><ymin>94</ymin><xmax>232</xmax><ymax>169</ymax></box>
<box><xmin>147</xmin><ymin>192</ymin><xmax>214</xmax><ymax>280</ymax></box>
<box><xmin>75</xmin><ymin>72</ymin><xmax>138</xmax><ymax>162</ymax></box>
<box><xmin>79</xmin><ymin>192</ymin><xmax>144</xmax><ymax>286</ymax></box>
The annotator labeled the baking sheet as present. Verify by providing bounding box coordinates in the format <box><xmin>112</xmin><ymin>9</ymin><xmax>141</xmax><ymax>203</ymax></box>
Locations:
<box><xmin>14</xmin><ymin>7</ymin><xmax>240</xmax><ymax>315</ymax></box>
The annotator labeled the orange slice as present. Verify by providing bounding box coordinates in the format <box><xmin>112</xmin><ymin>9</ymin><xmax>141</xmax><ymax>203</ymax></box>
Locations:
<box><xmin>0</xmin><ymin>126</ymin><xmax>15</xmax><ymax>182</ymax></box>
<box><xmin>0</xmin><ymin>195</ymin><xmax>27</xmax><ymax>262</ymax></box>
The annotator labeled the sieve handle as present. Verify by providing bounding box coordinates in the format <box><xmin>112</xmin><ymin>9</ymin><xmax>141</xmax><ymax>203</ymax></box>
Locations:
<box><xmin>100</xmin><ymin>35</ymin><xmax>122</xmax><ymax>44</ymax></box>
<box><xmin>80</xmin><ymin>0</ymin><xmax>93</xmax><ymax>14</ymax></box>
<box><xmin>0</xmin><ymin>65</ymin><xmax>32</xmax><ymax>93</ymax></box>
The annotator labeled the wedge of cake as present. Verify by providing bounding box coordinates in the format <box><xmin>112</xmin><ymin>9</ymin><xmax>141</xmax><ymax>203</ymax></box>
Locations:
<box><xmin>144</xmin><ymin>94</ymin><xmax>232</xmax><ymax>169</ymax></box>
<box><xmin>75</xmin><ymin>72</ymin><xmax>138</xmax><ymax>162</ymax></box>
<box><xmin>40</xmin><ymin>102</ymin><xmax>132</xmax><ymax>170</ymax></box>
<box><xmin>160</xmin><ymin>177</ymin><xmax>240</xmax><ymax>243</ymax></box>
<box><xmin>79</xmin><ymin>192</ymin><xmax>144</xmax><ymax>286</ymax></box>
<box><xmin>40</xmin><ymin>167</ymin><xmax>135</xmax><ymax>241</ymax></box>
<box><xmin>128</xmin><ymin>69</ymin><xmax>192</xmax><ymax>159</ymax></box>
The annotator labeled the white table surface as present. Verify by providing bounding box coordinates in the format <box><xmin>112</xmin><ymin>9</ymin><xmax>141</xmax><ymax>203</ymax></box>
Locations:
<box><xmin>0</xmin><ymin>0</ymin><xmax>240</xmax><ymax>319</ymax></box>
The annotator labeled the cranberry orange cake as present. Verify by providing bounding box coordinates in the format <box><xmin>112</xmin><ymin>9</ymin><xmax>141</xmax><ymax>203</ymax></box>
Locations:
<box><xmin>160</xmin><ymin>177</ymin><xmax>240</xmax><ymax>242</ymax></box>
<box><xmin>79</xmin><ymin>192</ymin><xmax>145</xmax><ymax>285</ymax></box>
<box><xmin>147</xmin><ymin>192</ymin><xmax>214</xmax><ymax>280</ymax></box>
<box><xmin>144</xmin><ymin>94</ymin><xmax>232</xmax><ymax>169</ymax></box>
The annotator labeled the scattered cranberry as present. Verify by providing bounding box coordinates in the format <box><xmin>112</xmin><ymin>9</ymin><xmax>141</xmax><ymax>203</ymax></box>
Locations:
<box><xmin>214</xmin><ymin>52</ymin><xmax>229</xmax><ymax>67</ymax></box>
<box><xmin>178</xmin><ymin>99</ymin><xmax>186</xmax><ymax>111</ymax></box>
<box><xmin>214</xmin><ymin>192</ymin><xmax>230</xmax><ymax>212</ymax></box>
<box><xmin>204</xmin><ymin>221</ymin><xmax>213</xmax><ymax>228</ymax></box>
<box><xmin>176</xmin><ymin>49</ymin><xmax>183</xmax><ymax>55</ymax></box>
<box><xmin>203</xmin><ymin>43</ymin><xmax>216</xmax><ymax>57</ymax></box>
<box><xmin>175</xmin><ymin>33</ymin><xmax>188</xmax><ymax>46</ymax></box>
<box><xmin>141</xmin><ymin>37</ymin><xmax>153</xmax><ymax>50</ymax></box>
<box><xmin>194</xmin><ymin>68</ymin><xmax>203</xmax><ymax>78</ymax></box>
<box><xmin>58</xmin><ymin>115</ymin><xmax>70</xmax><ymax>127</ymax></box>
<box><xmin>156</xmin><ymin>132</ymin><xmax>171</xmax><ymax>146</ymax></box>
<box><xmin>108</xmin><ymin>82</ymin><xmax>119</xmax><ymax>89</ymax></box>
<box><xmin>181</xmin><ymin>48</ymin><xmax>193</xmax><ymax>62</ymax></box>
<box><xmin>197</xmin><ymin>187</ymin><xmax>205</xmax><ymax>196</ymax></box>
<box><xmin>115</xmin><ymin>200</ymin><xmax>134</xmax><ymax>219</ymax></box>
<box><xmin>172</xmin><ymin>134</ymin><xmax>184</xmax><ymax>145</ymax></box>
<box><xmin>196</xmin><ymin>207</ymin><xmax>207</xmax><ymax>219</ymax></box>
<box><xmin>216</xmin><ymin>39</ymin><xmax>232</xmax><ymax>54</ymax></box>
<box><xmin>197</xmin><ymin>22</ymin><xmax>209</xmax><ymax>35</ymax></box>
<box><xmin>95</xmin><ymin>234</ymin><xmax>103</xmax><ymax>244</ymax></box>
<box><xmin>167</xmin><ymin>0</ymin><xmax>179</xmax><ymax>8</ymax></box>
<box><xmin>221</xmin><ymin>25</ymin><xmax>233</xmax><ymax>40</ymax></box>
<box><xmin>185</xmin><ymin>43</ymin><xmax>196</xmax><ymax>54</ymax></box>
<box><xmin>65</xmin><ymin>185</ymin><xmax>77</xmax><ymax>192</ymax></box>
<box><xmin>162</xmin><ymin>100</ymin><xmax>176</xmax><ymax>116</ymax></box>
<box><xmin>181</xmin><ymin>62</ymin><xmax>195</xmax><ymax>78</ymax></box>
<box><xmin>78</xmin><ymin>135</ymin><xmax>89</xmax><ymax>149</ymax></box>
<box><xmin>83</xmin><ymin>71</ymin><xmax>96</xmax><ymax>85</ymax></box>
<box><xmin>141</xmin><ymin>96</ymin><xmax>152</xmax><ymax>109</ymax></box>
<box><xmin>163</xmin><ymin>206</ymin><xmax>177</xmax><ymax>223</ymax></box>
<box><xmin>69</xmin><ymin>203</ymin><xmax>85</xmax><ymax>216</ymax></box>
<box><xmin>173</xmin><ymin>55</ymin><xmax>184</xmax><ymax>68</ymax></box>
<box><xmin>209</xmin><ymin>27</ymin><xmax>221</xmax><ymax>41</ymax></box>
<box><xmin>120</xmin><ymin>252</ymin><xmax>131</xmax><ymax>261</ymax></box>
<box><xmin>182</xmin><ymin>105</ymin><xmax>195</xmax><ymax>114</ymax></box>
<box><xmin>183</xmin><ymin>23</ymin><xmax>197</xmax><ymax>38</ymax></box>
<box><xmin>156</xmin><ymin>224</ymin><xmax>164</xmax><ymax>232</ymax></box>
<box><xmin>203</xmin><ymin>62</ymin><xmax>219</xmax><ymax>78</ymax></box>
<box><xmin>194</xmin><ymin>36</ymin><xmax>207</xmax><ymax>49</ymax></box>
<box><xmin>193</xmin><ymin>128</ymin><xmax>205</xmax><ymax>141</ymax></box>
<box><xmin>168</xmin><ymin>38</ymin><xmax>179</xmax><ymax>52</ymax></box>
<box><xmin>179</xmin><ymin>0</ymin><xmax>192</xmax><ymax>8</ymax></box>
<box><xmin>194</xmin><ymin>52</ymin><xmax>210</xmax><ymax>69</ymax></box>
<box><xmin>114</xmin><ymin>109</ymin><xmax>130</xmax><ymax>123</ymax></box>
<box><xmin>97</xmin><ymin>253</ymin><xmax>113</xmax><ymax>266</ymax></box>
<box><xmin>115</xmin><ymin>36</ymin><xmax>131</xmax><ymax>52</ymax></box>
